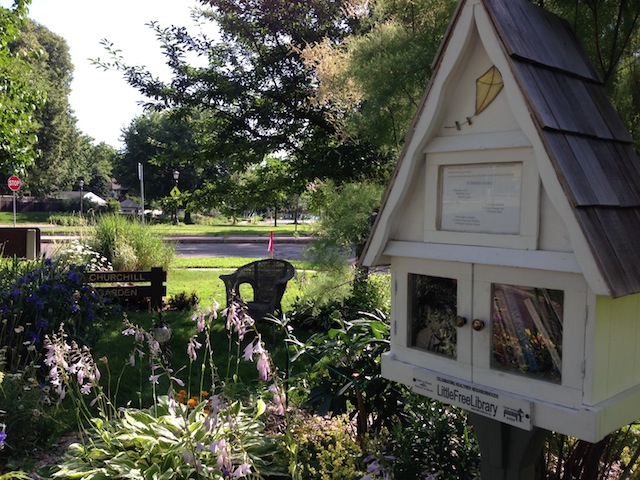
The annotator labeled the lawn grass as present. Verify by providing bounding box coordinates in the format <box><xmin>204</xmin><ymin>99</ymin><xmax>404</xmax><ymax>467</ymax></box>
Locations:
<box><xmin>170</xmin><ymin>256</ymin><xmax>315</xmax><ymax>271</ymax></box>
<box><xmin>0</xmin><ymin>211</ymin><xmax>54</xmax><ymax>224</ymax></box>
<box><xmin>150</xmin><ymin>222</ymin><xmax>315</xmax><ymax>237</ymax></box>
<box><xmin>167</xmin><ymin>265</ymin><xmax>309</xmax><ymax>313</ymax></box>
<box><xmin>0</xmin><ymin>211</ymin><xmax>316</xmax><ymax>236</ymax></box>
<box><xmin>167</xmin><ymin>267</ymin><xmax>231</xmax><ymax>302</ymax></box>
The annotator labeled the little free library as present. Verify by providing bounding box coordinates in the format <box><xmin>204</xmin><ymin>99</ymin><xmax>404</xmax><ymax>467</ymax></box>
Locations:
<box><xmin>362</xmin><ymin>0</ymin><xmax>640</xmax><ymax>452</ymax></box>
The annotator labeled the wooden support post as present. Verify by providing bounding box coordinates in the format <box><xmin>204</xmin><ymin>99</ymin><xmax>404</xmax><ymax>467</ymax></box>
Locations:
<box><xmin>149</xmin><ymin>267</ymin><xmax>167</xmax><ymax>310</ymax></box>
<box><xmin>469</xmin><ymin>413</ymin><xmax>548</xmax><ymax>480</ymax></box>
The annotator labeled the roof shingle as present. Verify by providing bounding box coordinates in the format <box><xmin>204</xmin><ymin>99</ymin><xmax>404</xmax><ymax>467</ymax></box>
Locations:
<box><xmin>484</xmin><ymin>0</ymin><xmax>640</xmax><ymax>296</ymax></box>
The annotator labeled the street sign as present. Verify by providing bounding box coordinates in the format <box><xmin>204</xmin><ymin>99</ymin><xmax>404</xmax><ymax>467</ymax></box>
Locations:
<box><xmin>170</xmin><ymin>186</ymin><xmax>181</xmax><ymax>198</ymax></box>
<box><xmin>7</xmin><ymin>175</ymin><xmax>21</xmax><ymax>192</ymax></box>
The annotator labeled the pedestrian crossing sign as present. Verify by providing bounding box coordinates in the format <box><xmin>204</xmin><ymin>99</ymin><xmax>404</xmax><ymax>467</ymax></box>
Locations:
<box><xmin>170</xmin><ymin>186</ymin><xmax>181</xmax><ymax>198</ymax></box>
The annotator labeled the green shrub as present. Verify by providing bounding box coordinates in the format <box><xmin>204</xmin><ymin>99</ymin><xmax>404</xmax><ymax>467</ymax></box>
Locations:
<box><xmin>47</xmin><ymin>213</ymin><xmax>87</xmax><ymax>227</ymax></box>
<box><xmin>88</xmin><ymin>214</ymin><xmax>174</xmax><ymax>270</ymax></box>
<box><xmin>106</xmin><ymin>199</ymin><xmax>120</xmax><ymax>213</ymax></box>
<box><xmin>169</xmin><ymin>291</ymin><xmax>200</xmax><ymax>311</ymax></box>
<box><xmin>288</xmin><ymin>413</ymin><xmax>364</xmax><ymax>480</ymax></box>
<box><xmin>385</xmin><ymin>398</ymin><xmax>480</xmax><ymax>479</ymax></box>
<box><xmin>292</xmin><ymin>270</ymin><xmax>390</xmax><ymax>330</ymax></box>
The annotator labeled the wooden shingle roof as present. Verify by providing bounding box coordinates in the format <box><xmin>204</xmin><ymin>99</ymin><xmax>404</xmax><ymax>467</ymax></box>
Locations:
<box><xmin>482</xmin><ymin>0</ymin><xmax>640</xmax><ymax>297</ymax></box>
<box><xmin>488</xmin><ymin>0</ymin><xmax>640</xmax><ymax>296</ymax></box>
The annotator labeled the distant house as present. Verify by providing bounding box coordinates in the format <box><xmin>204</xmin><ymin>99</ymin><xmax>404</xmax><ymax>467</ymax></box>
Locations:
<box><xmin>119</xmin><ymin>198</ymin><xmax>140</xmax><ymax>214</ymax></box>
<box><xmin>109</xmin><ymin>178</ymin><xmax>128</xmax><ymax>200</ymax></box>
<box><xmin>83</xmin><ymin>192</ymin><xmax>107</xmax><ymax>207</ymax></box>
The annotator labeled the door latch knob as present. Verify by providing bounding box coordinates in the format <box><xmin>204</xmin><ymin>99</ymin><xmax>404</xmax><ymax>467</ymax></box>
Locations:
<box><xmin>472</xmin><ymin>319</ymin><xmax>485</xmax><ymax>331</ymax></box>
<box><xmin>455</xmin><ymin>316</ymin><xmax>467</xmax><ymax>327</ymax></box>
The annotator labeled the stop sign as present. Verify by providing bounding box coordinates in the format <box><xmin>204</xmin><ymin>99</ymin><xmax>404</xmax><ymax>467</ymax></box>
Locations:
<box><xmin>7</xmin><ymin>175</ymin><xmax>21</xmax><ymax>192</ymax></box>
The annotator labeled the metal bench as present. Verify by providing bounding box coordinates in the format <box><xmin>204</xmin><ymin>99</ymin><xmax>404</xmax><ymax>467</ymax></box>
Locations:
<box><xmin>220</xmin><ymin>259</ymin><xmax>295</xmax><ymax>319</ymax></box>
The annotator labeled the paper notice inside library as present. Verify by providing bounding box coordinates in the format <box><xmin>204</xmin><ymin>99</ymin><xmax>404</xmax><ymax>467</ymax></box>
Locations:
<box><xmin>412</xmin><ymin>367</ymin><xmax>533</xmax><ymax>430</ymax></box>
<box><xmin>439</xmin><ymin>163</ymin><xmax>522</xmax><ymax>234</ymax></box>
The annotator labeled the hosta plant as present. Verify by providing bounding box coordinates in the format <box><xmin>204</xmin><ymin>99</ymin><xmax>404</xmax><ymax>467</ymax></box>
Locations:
<box><xmin>46</xmin><ymin>395</ymin><xmax>281</xmax><ymax>479</ymax></box>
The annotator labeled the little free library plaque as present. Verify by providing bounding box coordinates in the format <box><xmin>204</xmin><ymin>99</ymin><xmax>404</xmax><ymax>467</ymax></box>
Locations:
<box><xmin>413</xmin><ymin>368</ymin><xmax>533</xmax><ymax>430</ymax></box>
<box><xmin>439</xmin><ymin>163</ymin><xmax>522</xmax><ymax>234</ymax></box>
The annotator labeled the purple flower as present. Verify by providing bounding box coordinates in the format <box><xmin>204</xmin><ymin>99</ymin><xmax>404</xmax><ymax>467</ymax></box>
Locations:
<box><xmin>187</xmin><ymin>336</ymin><xmax>202</xmax><ymax>362</ymax></box>
<box><xmin>0</xmin><ymin>430</ymin><xmax>6</xmax><ymax>449</ymax></box>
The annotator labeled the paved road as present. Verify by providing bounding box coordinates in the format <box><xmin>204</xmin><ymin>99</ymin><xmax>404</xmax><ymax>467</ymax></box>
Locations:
<box><xmin>41</xmin><ymin>235</ymin><xmax>312</xmax><ymax>261</ymax></box>
<box><xmin>171</xmin><ymin>239</ymin><xmax>310</xmax><ymax>261</ymax></box>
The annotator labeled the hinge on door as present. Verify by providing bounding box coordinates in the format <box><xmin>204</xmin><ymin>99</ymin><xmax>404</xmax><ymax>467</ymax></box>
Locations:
<box><xmin>393</xmin><ymin>319</ymin><xmax>397</xmax><ymax>336</ymax></box>
<box><xmin>581</xmin><ymin>359</ymin><xmax>586</xmax><ymax>377</ymax></box>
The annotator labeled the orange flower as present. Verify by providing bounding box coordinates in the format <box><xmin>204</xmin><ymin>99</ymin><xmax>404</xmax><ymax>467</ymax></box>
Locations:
<box><xmin>188</xmin><ymin>397</ymin><xmax>198</xmax><ymax>408</ymax></box>
<box><xmin>177</xmin><ymin>390</ymin><xmax>187</xmax><ymax>403</ymax></box>
<box><xmin>201</xmin><ymin>390</ymin><xmax>209</xmax><ymax>398</ymax></box>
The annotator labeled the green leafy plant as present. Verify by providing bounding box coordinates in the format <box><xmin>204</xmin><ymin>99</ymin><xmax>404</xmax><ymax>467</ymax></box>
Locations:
<box><xmin>169</xmin><ymin>291</ymin><xmax>200</xmax><ymax>311</ymax></box>
<box><xmin>46</xmin><ymin>396</ymin><xmax>278</xmax><ymax>479</ymax></box>
<box><xmin>39</xmin><ymin>298</ymin><xmax>288</xmax><ymax>479</ymax></box>
<box><xmin>288</xmin><ymin>412</ymin><xmax>365</xmax><ymax>479</ymax></box>
<box><xmin>0</xmin><ymin>368</ymin><xmax>69</xmax><ymax>469</ymax></box>
<box><xmin>385</xmin><ymin>398</ymin><xmax>479</xmax><ymax>479</ymax></box>
<box><xmin>88</xmin><ymin>213</ymin><xmax>174</xmax><ymax>270</ymax></box>
<box><xmin>294</xmin><ymin>310</ymin><xmax>403</xmax><ymax>437</ymax></box>
<box><xmin>292</xmin><ymin>271</ymin><xmax>390</xmax><ymax>330</ymax></box>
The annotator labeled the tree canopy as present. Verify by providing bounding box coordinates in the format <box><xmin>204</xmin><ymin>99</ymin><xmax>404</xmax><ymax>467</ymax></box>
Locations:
<box><xmin>0</xmin><ymin>0</ymin><xmax>44</xmax><ymax>178</ymax></box>
<box><xmin>102</xmin><ymin>0</ymin><xmax>640</xmax><ymax>221</ymax></box>
<box><xmin>13</xmin><ymin>19</ymin><xmax>81</xmax><ymax>195</ymax></box>
<box><xmin>100</xmin><ymin>0</ymin><xmax>393</xmax><ymax>189</ymax></box>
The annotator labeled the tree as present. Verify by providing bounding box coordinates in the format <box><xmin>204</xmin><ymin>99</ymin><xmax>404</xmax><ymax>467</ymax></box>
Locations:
<box><xmin>242</xmin><ymin>156</ymin><xmax>302</xmax><ymax>226</ymax></box>
<box><xmin>116</xmin><ymin>111</ymin><xmax>202</xmax><ymax>203</ymax></box>
<box><xmin>308</xmin><ymin>179</ymin><xmax>384</xmax><ymax>264</ymax></box>
<box><xmin>14</xmin><ymin>19</ymin><xmax>80</xmax><ymax>196</ymax></box>
<box><xmin>538</xmin><ymin>0</ymin><xmax>640</xmax><ymax>85</ymax></box>
<box><xmin>68</xmin><ymin>136</ymin><xmax>116</xmax><ymax>198</ymax></box>
<box><xmin>302</xmin><ymin>0</ymin><xmax>457</xmax><ymax>155</ymax></box>
<box><xmin>98</xmin><ymin>0</ymin><xmax>392</xmax><ymax>187</ymax></box>
<box><xmin>0</xmin><ymin>0</ymin><xmax>44</xmax><ymax>178</ymax></box>
<box><xmin>538</xmin><ymin>1</ymin><xmax>640</xmax><ymax>146</ymax></box>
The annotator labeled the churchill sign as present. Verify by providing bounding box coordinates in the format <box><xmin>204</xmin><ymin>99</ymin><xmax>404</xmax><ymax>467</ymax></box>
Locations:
<box><xmin>87</xmin><ymin>272</ymin><xmax>149</xmax><ymax>283</ymax></box>
<box><xmin>412</xmin><ymin>367</ymin><xmax>532</xmax><ymax>430</ymax></box>
<box><xmin>87</xmin><ymin>267</ymin><xmax>166</xmax><ymax>310</ymax></box>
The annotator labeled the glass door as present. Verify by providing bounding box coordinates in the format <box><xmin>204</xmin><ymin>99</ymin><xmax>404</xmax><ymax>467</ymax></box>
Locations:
<box><xmin>472</xmin><ymin>265</ymin><xmax>586</xmax><ymax>402</ymax></box>
<box><xmin>401</xmin><ymin>259</ymin><xmax>586</xmax><ymax>403</ymax></box>
<box><xmin>399</xmin><ymin>257</ymin><xmax>472</xmax><ymax>381</ymax></box>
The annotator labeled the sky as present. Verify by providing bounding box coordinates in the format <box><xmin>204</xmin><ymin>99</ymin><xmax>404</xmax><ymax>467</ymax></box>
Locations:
<box><xmin>3</xmin><ymin>0</ymin><xmax>208</xmax><ymax>149</ymax></box>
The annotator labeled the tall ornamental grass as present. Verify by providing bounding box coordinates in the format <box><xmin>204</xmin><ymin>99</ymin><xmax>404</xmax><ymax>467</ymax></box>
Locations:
<box><xmin>88</xmin><ymin>214</ymin><xmax>174</xmax><ymax>271</ymax></box>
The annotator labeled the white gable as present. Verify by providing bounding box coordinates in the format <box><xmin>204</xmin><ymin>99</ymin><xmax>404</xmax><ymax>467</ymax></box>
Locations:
<box><xmin>361</xmin><ymin>0</ymin><xmax>609</xmax><ymax>295</ymax></box>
